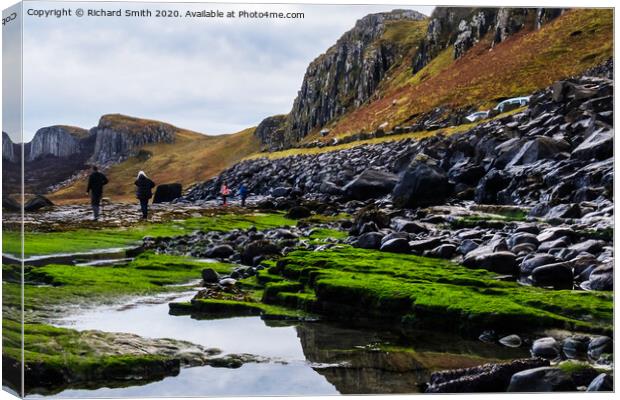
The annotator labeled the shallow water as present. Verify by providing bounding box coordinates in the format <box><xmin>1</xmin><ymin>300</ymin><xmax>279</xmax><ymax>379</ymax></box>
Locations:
<box><xmin>55</xmin><ymin>292</ymin><xmax>308</xmax><ymax>360</ymax></box>
<box><xmin>34</xmin><ymin>291</ymin><xmax>527</xmax><ymax>397</ymax></box>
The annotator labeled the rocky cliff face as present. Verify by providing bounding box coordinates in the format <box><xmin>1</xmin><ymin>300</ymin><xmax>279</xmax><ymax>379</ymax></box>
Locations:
<box><xmin>413</xmin><ymin>7</ymin><xmax>563</xmax><ymax>72</ymax></box>
<box><xmin>26</xmin><ymin>126</ymin><xmax>92</xmax><ymax>162</ymax></box>
<box><xmin>255</xmin><ymin>7</ymin><xmax>564</xmax><ymax>151</ymax></box>
<box><xmin>254</xmin><ymin>115</ymin><xmax>288</xmax><ymax>151</ymax></box>
<box><xmin>2</xmin><ymin>132</ymin><xmax>17</xmax><ymax>163</ymax></box>
<box><xmin>89</xmin><ymin>114</ymin><xmax>177</xmax><ymax>165</ymax></box>
<box><xmin>256</xmin><ymin>9</ymin><xmax>427</xmax><ymax>151</ymax></box>
<box><xmin>184</xmin><ymin>67</ymin><xmax>613</xmax><ymax>215</ymax></box>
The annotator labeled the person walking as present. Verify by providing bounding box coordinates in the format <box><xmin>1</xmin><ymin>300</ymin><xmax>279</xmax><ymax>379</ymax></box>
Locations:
<box><xmin>237</xmin><ymin>183</ymin><xmax>248</xmax><ymax>207</ymax></box>
<box><xmin>220</xmin><ymin>181</ymin><xmax>231</xmax><ymax>206</ymax></box>
<box><xmin>86</xmin><ymin>166</ymin><xmax>108</xmax><ymax>221</ymax></box>
<box><xmin>135</xmin><ymin>171</ymin><xmax>155</xmax><ymax>219</ymax></box>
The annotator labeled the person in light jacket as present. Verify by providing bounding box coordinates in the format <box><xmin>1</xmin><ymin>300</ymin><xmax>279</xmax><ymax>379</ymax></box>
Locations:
<box><xmin>135</xmin><ymin>171</ymin><xmax>155</xmax><ymax>219</ymax></box>
<box><xmin>220</xmin><ymin>181</ymin><xmax>231</xmax><ymax>206</ymax></box>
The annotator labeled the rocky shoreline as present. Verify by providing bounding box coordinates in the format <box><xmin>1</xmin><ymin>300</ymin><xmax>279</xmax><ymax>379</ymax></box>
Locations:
<box><xmin>166</xmin><ymin>67</ymin><xmax>615</xmax><ymax>392</ymax></box>
<box><xmin>179</xmin><ymin>68</ymin><xmax>614</xmax><ymax>292</ymax></box>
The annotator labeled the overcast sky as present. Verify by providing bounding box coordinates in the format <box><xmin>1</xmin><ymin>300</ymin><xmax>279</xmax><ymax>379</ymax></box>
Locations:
<box><xmin>10</xmin><ymin>1</ymin><xmax>434</xmax><ymax>141</ymax></box>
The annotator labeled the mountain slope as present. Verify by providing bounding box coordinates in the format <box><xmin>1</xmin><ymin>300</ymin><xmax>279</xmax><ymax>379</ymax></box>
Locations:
<box><xmin>312</xmin><ymin>8</ymin><xmax>612</xmax><ymax>140</ymax></box>
<box><xmin>256</xmin><ymin>10</ymin><xmax>429</xmax><ymax>150</ymax></box>
<box><xmin>49</xmin><ymin>125</ymin><xmax>260</xmax><ymax>203</ymax></box>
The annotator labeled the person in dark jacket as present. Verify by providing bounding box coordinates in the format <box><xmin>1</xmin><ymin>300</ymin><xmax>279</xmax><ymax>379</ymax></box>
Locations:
<box><xmin>86</xmin><ymin>166</ymin><xmax>108</xmax><ymax>221</ymax></box>
<box><xmin>135</xmin><ymin>171</ymin><xmax>155</xmax><ymax>219</ymax></box>
<box><xmin>237</xmin><ymin>183</ymin><xmax>248</xmax><ymax>207</ymax></box>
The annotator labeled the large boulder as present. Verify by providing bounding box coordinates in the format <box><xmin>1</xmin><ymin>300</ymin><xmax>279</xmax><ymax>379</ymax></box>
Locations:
<box><xmin>520</xmin><ymin>254</ymin><xmax>562</xmax><ymax>275</ymax></box>
<box><xmin>506</xmin><ymin>137</ymin><xmax>570</xmax><ymax>167</ymax></box>
<box><xmin>587</xmin><ymin>336</ymin><xmax>613</xmax><ymax>360</ymax></box>
<box><xmin>530</xmin><ymin>263</ymin><xmax>574</xmax><ymax>289</ymax></box>
<box><xmin>285</xmin><ymin>206</ymin><xmax>311</xmax><ymax>219</ymax></box>
<box><xmin>380</xmin><ymin>238</ymin><xmax>410</xmax><ymax>253</ymax></box>
<box><xmin>531</xmin><ymin>337</ymin><xmax>560</xmax><ymax>359</ymax></box>
<box><xmin>24</xmin><ymin>195</ymin><xmax>54</xmax><ymax>212</ymax></box>
<box><xmin>587</xmin><ymin>373</ymin><xmax>613</xmax><ymax>391</ymax></box>
<box><xmin>240</xmin><ymin>240</ymin><xmax>280</xmax><ymax>265</ymax></box>
<box><xmin>587</xmin><ymin>263</ymin><xmax>613</xmax><ymax>291</ymax></box>
<box><xmin>474</xmin><ymin>169</ymin><xmax>510</xmax><ymax>204</ymax></box>
<box><xmin>392</xmin><ymin>160</ymin><xmax>451</xmax><ymax>208</ymax></box>
<box><xmin>355</xmin><ymin>232</ymin><xmax>384</xmax><ymax>249</ymax></box>
<box><xmin>463</xmin><ymin>251</ymin><xmax>518</xmax><ymax>275</ymax></box>
<box><xmin>343</xmin><ymin>168</ymin><xmax>399</xmax><ymax>200</ymax></box>
<box><xmin>2</xmin><ymin>197</ymin><xmax>20</xmax><ymax>212</ymax></box>
<box><xmin>201</xmin><ymin>268</ymin><xmax>220</xmax><ymax>284</ymax></box>
<box><xmin>571</xmin><ymin>128</ymin><xmax>613</xmax><ymax>161</ymax></box>
<box><xmin>562</xmin><ymin>336</ymin><xmax>590</xmax><ymax>359</ymax></box>
<box><xmin>153</xmin><ymin>183</ymin><xmax>182</xmax><ymax>203</ymax></box>
<box><xmin>507</xmin><ymin>367</ymin><xmax>576</xmax><ymax>392</ymax></box>
<box><xmin>271</xmin><ymin>187</ymin><xmax>291</xmax><ymax>198</ymax></box>
<box><xmin>206</xmin><ymin>244</ymin><xmax>235</xmax><ymax>259</ymax></box>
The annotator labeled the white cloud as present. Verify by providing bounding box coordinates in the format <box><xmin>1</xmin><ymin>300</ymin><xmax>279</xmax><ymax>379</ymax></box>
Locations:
<box><xmin>18</xmin><ymin>1</ymin><xmax>434</xmax><ymax>141</ymax></box>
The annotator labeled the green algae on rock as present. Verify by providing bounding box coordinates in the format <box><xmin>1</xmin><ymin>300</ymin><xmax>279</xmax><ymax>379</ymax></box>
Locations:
<box><xmin>3</xmin><ymin>212</ymin><xmax>297</xmax><ymax>257</ymax></box>
<box><xmin>2</xmin><ymin>252</ymin><xmax>233</xmax><ymax>321</ymax></box>
<box><xmin>263</xmin><ymin>246</ymin><xmax>612</xmax><ymax>333</ymax></box>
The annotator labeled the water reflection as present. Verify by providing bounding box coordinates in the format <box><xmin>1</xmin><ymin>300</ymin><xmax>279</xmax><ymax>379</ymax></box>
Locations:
<box><xmin>296</xmin><ymin>322</ymin><xmax>527</xmax><ymax>394</ymax></box>
<box><xmin>41</xmin><ymin>294</ymin><xmax>528</xmax><ymax>397</ymax></box>
<box><xmin>31</xmin><ymin>363</ymin><xmax>339</xmax><ymax>398</ymax></box>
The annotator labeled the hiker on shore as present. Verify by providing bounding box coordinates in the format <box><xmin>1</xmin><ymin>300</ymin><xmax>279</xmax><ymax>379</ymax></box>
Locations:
<box><xmin>135</xmin><ymin>171</ymin><xmax>155</xmax><ymax>220</ymax></box>
<box><xmin>237</xmin><ymin>183</ymin><xmax>248</xmax><ymax>207</ymax></box>
<box><xmin>86</xmin><ymin>166</ymin><xmax>108</xmax><ymax>221</ymax></box>
<box><xmin>220</xmin><ymin>181</ymin><xmax>231</xmax><ymax>206</ymax></box>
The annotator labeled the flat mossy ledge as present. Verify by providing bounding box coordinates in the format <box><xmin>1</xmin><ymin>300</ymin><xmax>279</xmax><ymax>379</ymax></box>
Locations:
<box><xmin>2</xmin><ymin>318</ymin><xmax>268</xmax><ymax>395</ymax></box>
<box><xmin>3</xmin><ymin>212</ymin><xmax>298</xmax><ymax>257</ymax></box>
<box><xmin>266</xmin><ymin>247</ymin><xmax>612</xmax><ymax>335</ymax></box>
<box><xmin>2</xmin><ymin>319</ymin><xmax>180</xmax><ymax>394</ymax></box>
<box><xmin>2</xmin><ymin>252</ymin><xmax>236</xmax><ymax>322</ymax></box>
<box><xmin>3</xmin><ymin>353</ymin><xmax>178</xmax><ymax>396</ymax></box>
<box><xmin>169</xmin><ymin>298</ymin><xmax>318</xmax><ymax>321</ymax></box>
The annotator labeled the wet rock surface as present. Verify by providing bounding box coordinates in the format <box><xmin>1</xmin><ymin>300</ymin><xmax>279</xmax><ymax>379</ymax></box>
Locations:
<box><xmin>11</xmin><ymin>329</ymin><xmax>268</xmax><ymax>394</ymax></box>
<box><xmin>425</xmin><ymin>358</ymin><xmax>549</xmax><ymax>392</ymax></box>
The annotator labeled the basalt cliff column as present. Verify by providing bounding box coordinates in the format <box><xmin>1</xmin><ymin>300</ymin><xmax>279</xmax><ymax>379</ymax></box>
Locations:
<box><xmin>26</xmin><ymin>126</ymin><xmax>92</xmax><ymax>162</ymax></box>
<box><xmin>413</xmin><ymin>7</ymin><xmax>564</xmax><ymax>73</ymax></box>
<box><xmin>255</xmin><ymin>9</ymin><xmax>428</xmax><ymax>151</ymax></box>
<box><xmin>89</xmin><ymin>114</ymin><xmax>177</xmax><ymax>165</ymax></box>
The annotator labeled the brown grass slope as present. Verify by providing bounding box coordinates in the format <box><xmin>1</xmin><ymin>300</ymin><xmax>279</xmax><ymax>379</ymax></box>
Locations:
<box><xmin>50</xmin><ymin>126</ymin><xmax>260</xmax><ymax>203</ymax></box>
<box><xmin>315</xmin><ymin>8</ymin><xmax>612</xmax><ymax>140</ymax></box>
<box><xmin>48</xmin><ymin>9</ymin><xmax>612</xmax><ymax>203</ymax></box>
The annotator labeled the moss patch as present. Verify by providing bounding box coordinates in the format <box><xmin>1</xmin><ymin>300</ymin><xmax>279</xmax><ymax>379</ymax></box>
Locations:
<box><xmin>2</xmin><ymin>252</ymin><xmax>233</xmax><ymax>321</ymax></box>
<box><xmin>2</xmin><ymin>318</ymin><xmax>180</xmax><ymax>394</ymax></box>
<box><xmin>3</xmin><ymin>212</ymin><xmax>295</xmax><ymax>257</ymax></box>
<box><xmin>449</xmin><ymin>209</ymin><xmax>528</xmax><ymax>229</ymax></box>
<box><xmin>169</xmin><ymin>298</ymin><xmax>312</xmax><ymax>320</ymax></box>
<box><xmin>271</xmin><ymin>246</ymin><xmax>612</xmax><ymax>333</ymax></box>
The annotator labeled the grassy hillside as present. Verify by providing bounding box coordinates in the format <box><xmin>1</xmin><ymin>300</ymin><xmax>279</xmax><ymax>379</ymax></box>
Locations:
<box><xmin>44</xmin><ymin>9</ymin><xmax>613</xmax><ymax>203</ymax></box>
<box><xmin>50</xmin><ymin>126</ymin><xmax>260</xmax><ymax>203</ymax></box>
<box><xmin>311</xmin><ymin>8</ymin><xmax>612</xmax><ymax>140</ymax></box>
